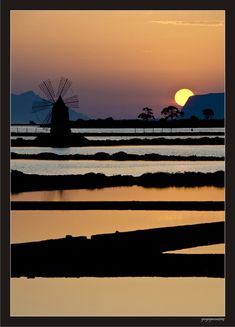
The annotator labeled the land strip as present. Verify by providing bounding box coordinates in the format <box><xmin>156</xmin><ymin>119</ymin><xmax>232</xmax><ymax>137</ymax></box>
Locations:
<box><xmin>11</xmin><ymin>222</ymin><xmax>224</xmax><ymax>278</ymax></box>
<box><xmin>11</xmin><ymin>170</ymin><xmax>224</xmax><ymax>193</ymax></box>
<box><xmin>11</xmin><ymin>136</ymin><xmax>224</xmax><ymax>147</ymax></box>
<box><xmin>11</xmin><ymin>131</ymin><xmax>224</xmax><ymax>137</ymax></box>
<box><xmin>11</xmin><ymin>152</ymin><xmax>225</xmax><ymax>161</ymax></box>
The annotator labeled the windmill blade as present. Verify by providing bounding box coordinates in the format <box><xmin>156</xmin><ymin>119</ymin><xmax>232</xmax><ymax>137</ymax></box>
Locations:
<box><xmin>39</xmin><ymin>80</ymin><xmax>56</xmax><ymax>103</ymax></box>
<box><xmin>57</xmin><ymin>77</ymin><xmax>72</xmax><ymax>98</ymax></box>
<box><xmin>32</xmin><ymin>106</ymin><xmax>52</xmax><ymax>113</ymax></box>
<box><xmin>64</xmin><ymin>95</ymin><xmax>78</xmax><ymax>103</ymax></box>
<box><xmin>32</xmin><ymin>102</ymin><xmax>53</xmax><ymax>113</ymax></box>
<box><xmin>44</xmin><ymin>79</ymin><xmax>56</xmax><ymax>100</ymax></box>
<box><xmin>64</xmin><ymin>95</ymin><xmax>79</xmax><ymax>108</ymax></box>
<box><xmin>56</xmin><ymin>77</ymin><xmax>66</xmax><ymax>98</ymax></box>
<box><xmin>33</xmin><ymin>99</ymin><xmax>53</xmax><ymax>106</ymax></box>
<box><xmin>65</xmin><ymin>101</ymin><xmax>79</xmax><ymax>109</ymax></box>
<box><xmin>42</xmin><ymin>111</ymin><xmax>52</xmax><ymax>125</ymax></box>
<box><xmin>32</xmin><ymin>99</ymin><xmax>53</xmax><ymax>111</ymax></box>
<box><xmin>60</xmin><ymin>79</ymin><xmax>72</xmax><ymax>97</ymax></box>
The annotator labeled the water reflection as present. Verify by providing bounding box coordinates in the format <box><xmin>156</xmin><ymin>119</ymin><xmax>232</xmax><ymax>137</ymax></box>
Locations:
<box><xmin>11</xmin><ymin>277</ymin><xmax>225</xmax><ymax>316</ymax></box>
<box><xmin>11</xmin><ymin>186</ymin><xmax>224</xmax><ymax>202</ymax></box>
<box><xmin>11</xmin><ymin>126</ymin><xmax>225</xmax><ymax>134</ymax></box>
<box><xmin>86</xmin><ymin>135</ymin><xmax>224</xmax><ymax>140</ymax></box>
<box><xmin>11</xmin><ymin>159</ymin><xmax>224</xmax><ymax>176</ymax></box>
<box><xmin>11</xmin><ymin>210</ymin><xmax>224</xmax><ymax>244</ymax></box>
<box><xmin>11</xmin><ymin>144</ymin><xmax>225</xmax><ymax>157</ymax></box>
<box><xmin>165</xmin><ymin>243</ymin><xmax>225</xmax><ymax>254</ymax></box>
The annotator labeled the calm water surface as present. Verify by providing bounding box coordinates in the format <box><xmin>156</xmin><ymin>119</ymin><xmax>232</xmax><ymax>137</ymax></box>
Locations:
<box><xmin>11</xmin><ymin>210</ymin><xmax>224</xmax><ymax>244</ymax></box>
<box><xmin>11</xmin><ymin>125</ymin><xmax>225</xmax><ymax>317</ymax></box>
<box><xmin>11</xmin><ymin>144</ymin><xmax>225</xmax><ymax>157</ymax></box>
<box><xmin>86</xmin><ymin>135</ymin><xmax>224</xmax><ymax>140</ymax></box>
<box><xmin>11</xmin><ymin>135</ymin><xmax>224</xmax><ymax>141</ymax></box>
<box><xmin>11</xmin><ymin>277</ymin><xmax>225</xmax><ymax>316</ymax></box>
<box><xmin>11</xmin><ymin>160</ymin><xmax>224</xmax><ymax>175</ymax></box>
<box><xmin>11</xmin><ymin>126</ymin><xmax>225</xmax><ymax>134</ymax></box>
<box><xmin>11</xmin><ymin>186</ymin><xmax>224</xmax><ymax>202</ymax></box>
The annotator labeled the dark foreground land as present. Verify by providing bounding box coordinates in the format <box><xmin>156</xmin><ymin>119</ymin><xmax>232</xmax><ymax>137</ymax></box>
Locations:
<box><xmin>11</xmin><ymin>152</ymin><xmax>224</xmax><ymax>161</ymax></box>
<box><xmin>11</xmin><ymin>170</ymin><xmax>225</xmax><ymax>194</ymax></box>
<box><xmin>11</xmin><ymin>135</ymin><xmax>224</xmax><ymax>147</ymax></box>
<box><xmin>11</xmin><ymin>222</ymin><xmax>224</xmax><ymax>278</ymax></box>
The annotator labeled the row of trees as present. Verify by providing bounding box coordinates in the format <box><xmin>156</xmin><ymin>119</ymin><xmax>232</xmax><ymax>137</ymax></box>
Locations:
<box><xmin>138</xmin><ymin>107</ymin><xmax>215</xmax><ymax>121</ymax></box>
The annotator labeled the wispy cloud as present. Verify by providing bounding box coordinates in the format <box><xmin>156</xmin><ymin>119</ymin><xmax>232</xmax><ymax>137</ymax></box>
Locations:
<box><xmin>150</xmin><ymin>20</ymin><xmax>224</xmax><ymax>27</ymax></box>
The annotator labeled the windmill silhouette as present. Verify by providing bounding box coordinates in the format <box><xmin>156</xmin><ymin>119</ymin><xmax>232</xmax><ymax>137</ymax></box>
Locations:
<box><xmin>32</xmin><ymin>77</ymin><xmax>79</xmax><ymax>139</ymax></box>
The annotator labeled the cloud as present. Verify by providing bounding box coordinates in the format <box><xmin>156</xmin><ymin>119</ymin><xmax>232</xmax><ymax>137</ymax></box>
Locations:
<box><xmin>150</xmin><ymin>20</ymin><xmax>224</xmax><ymax>27</ymax></box>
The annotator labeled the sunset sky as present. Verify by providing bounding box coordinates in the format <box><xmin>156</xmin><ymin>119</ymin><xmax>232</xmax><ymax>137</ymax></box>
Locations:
<box><xmin>11</xmin><ymin>10</ymin><xmax>225</xmax><ymax>119</ymax></box>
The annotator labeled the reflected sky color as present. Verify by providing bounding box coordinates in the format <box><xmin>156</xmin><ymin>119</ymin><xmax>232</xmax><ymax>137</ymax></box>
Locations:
<box><xmin>165</xmin><ymin>243</ymin><xmax>224</xmax><ymax>254</ymax></box>
<box><xmin>11</xmin><ymin>126</ymin><xmax>225</xmax><ymax>133</ymax></box>
<box><xmin>11</xmin><ymin>10</ymin><xmax>224</xmax><ymax>118</ymax></box>
<box><xmin>11</xmin><ymin>159</ymin><xmax>224</xmax><ymax>176</ymax></box>
<box><xmin>11</xmin><ymin>210</ymin><xmax>224</xmax><ymax>244</ymax></box>
<box><xmin>11</xmin><ymin>144</ymin><xmax>225</xmax><ymax>157</ymax></box>
<box><xmin>11</xmin><ymin>277</ymin><xmax>225</xmax><ymax>316</ymax></box>
<box><xmin>11</xmin><ymin>185</ymin><xmax>224</xmax><ymax>202</ymax></box>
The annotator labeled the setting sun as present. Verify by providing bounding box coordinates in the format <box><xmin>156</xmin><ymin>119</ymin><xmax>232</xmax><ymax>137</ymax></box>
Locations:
<box><xmin>175</xmin><ymin>89</ymin><xmax>194</xmax><ymax>106</ymax></box>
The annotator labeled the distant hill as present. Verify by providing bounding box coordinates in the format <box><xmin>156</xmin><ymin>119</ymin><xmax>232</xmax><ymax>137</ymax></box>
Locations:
<box><xmin>181</xmin><ymin>93</ymin><xmax>224</xmax><ymax>119</ymax></box>
<box><xmin>11</xmin><ymin>91</ymin><xmax>89</xmax><ymax>124</ymax></box>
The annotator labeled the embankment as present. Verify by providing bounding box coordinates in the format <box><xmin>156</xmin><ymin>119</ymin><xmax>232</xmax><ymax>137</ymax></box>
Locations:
<box><xmin>11</xmin><ymin>170</ymin><xmax>225</xmax><ymax>194</ymax></box>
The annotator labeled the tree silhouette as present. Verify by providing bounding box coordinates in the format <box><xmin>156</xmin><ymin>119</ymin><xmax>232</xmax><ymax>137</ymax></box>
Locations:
<box><xmin>202</xmin><ymin>108</ymin><xmax>214</xmax><ymax>120</ymax></box>
<box><xmin>161</xmin><ymin>106</ymin><xmax>183</xmax><ymax>120</ymax></box>
<box><xmin>138</xmin><ymin>107</ymin><xmax>155</xmax><ymax>121</ymax></box>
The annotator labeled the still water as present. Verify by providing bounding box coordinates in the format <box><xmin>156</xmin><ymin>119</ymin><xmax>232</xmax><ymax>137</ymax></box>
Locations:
<box><xmin>86</xmin><ymin>135</ymin><xmax>224</xmax><ymax>140</ymax></box>
<box><xmin>11</xmin><ymin>277</ymin><xmax>225</xmax><ymax>316</ymax></box>
<box><xmin>11</xmin><ymin>210</ymin><xmax>224</xmax><ymax>244</ymax></box>
<box><xmin>11</xmin><ymin>126</ymin><xmax>225</xmax><ymax>134</ymax></box>
<box><xmin>11</xmin><ymin>159</ymin><xmax>224</xmax><ymax>176</ymax></box>
<box><xmin>11</xmin><ymin>209</ymin><xmax>225</xmax><ymax>316</ymax></box>
<box><xmin>11</xmin><ymin>186</ymin><xmax>224</xmax><ymax>202</ymax></box>
<box><xmin>11</xmin><ymin>144</ymin><xmax>225</xmax><ymax>157</ymax></box>
<box><xmin>11</xmin><ymin>135</ymin><xmax>224</xmax><ymax>141</ymax></box>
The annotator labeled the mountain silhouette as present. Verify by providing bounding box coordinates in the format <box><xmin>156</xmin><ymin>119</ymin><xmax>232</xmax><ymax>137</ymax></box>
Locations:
<box><xmin>11</xmin><ymin>91</ymin><xmax>89</xmax><ymax>124</ymax></box>
<box><xmin>181</xmin><ymin>93</ymin><xmax>224</xmax><ymax>119</ymax></box>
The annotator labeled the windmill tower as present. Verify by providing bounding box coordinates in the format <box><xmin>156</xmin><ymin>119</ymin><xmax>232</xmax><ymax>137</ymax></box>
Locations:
<box><xmin>32</xmin><ymin>77</ymin><xmax>79</xmax><ymax>140</ymax></box>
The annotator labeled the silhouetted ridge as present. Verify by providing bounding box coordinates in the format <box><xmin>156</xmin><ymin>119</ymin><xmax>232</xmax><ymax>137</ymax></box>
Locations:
<box><xmin>182</xmin><ymin>93</ymin><xmax>224</xmax><ymax>119</ymax></box>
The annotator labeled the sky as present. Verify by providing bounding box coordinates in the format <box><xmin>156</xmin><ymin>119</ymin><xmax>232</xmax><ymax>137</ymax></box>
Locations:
<box><xmin>11</xmin><ymin>10</ymin><xmax>225</xmax><ymax>119</ymax></box>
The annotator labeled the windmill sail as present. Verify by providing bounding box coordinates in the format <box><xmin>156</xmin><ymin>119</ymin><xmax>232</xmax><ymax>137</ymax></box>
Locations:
<box><xmin>39</xmin><ymin>79</ymin><xmax>56</xmax><ymax>103</ymax></box>
<box><xmin>32</xmin><ymin>77</ymin><xmax>78</xmax><ymax>131</ymax></box>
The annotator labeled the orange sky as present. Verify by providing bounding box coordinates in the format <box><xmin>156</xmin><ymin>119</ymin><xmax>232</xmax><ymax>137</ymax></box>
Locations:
<box><xmin>11</xmin><ymin>10</ymin><xmax>225</xmax><ymax>118</ymax></box>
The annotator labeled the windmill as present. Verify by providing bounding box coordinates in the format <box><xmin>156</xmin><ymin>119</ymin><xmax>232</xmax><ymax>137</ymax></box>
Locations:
<box><xmin>32</xmin><ymin>77</ymin><xmax>79</xmax><ymax>139</ymax></box>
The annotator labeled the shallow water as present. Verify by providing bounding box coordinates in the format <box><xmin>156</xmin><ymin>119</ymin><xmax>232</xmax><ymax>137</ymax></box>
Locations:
<box><xmin>11</xmin><ymin>136</ymin><xmax>37</xmax><ymax>140</ymax></box>
<box><xmin>10</xmin><ymin>124</ymin><xmax>225</xmax><ymax>317</ymax></box>
<box><xmin>11</xmin><ymin>277</ymin><xmax>225</xmax><ymax>316</ymax></box>
<box><xmin>11</xmin><ymin>159</ymin><xmax>224</xmax><ymax>176</ymax></box>
<box><xmin>86</xmin><ymin>135</ymin><xmax>224</xmax><ymax>140</ymax></box>
<box><xmin>11</xmin><ymin>210</ymin><xmax>224</xmax><ymax>244</ymax></box>
<box><xmin>11</xmin><ymin>135</ymin><xmax>224</xmax><ymax>141</ymax></box>
<box><xmin>11</xmin><ymin>185</ymin><xmax>224</xmax><ymax>202</ymax></box>
<box><xmin>11</xmin><ymin>144</ymin><xmax>225</xmax><ymax>157</ymax></box>
<box><xmin>11</xmin><ymin>126</ymin><xmax>225</xmax><ymax>134</ymax></box>
<box><xmin>166</xmin><ymin>244</ymin><xmax>225</xmax><ymax>254</ymax></box>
